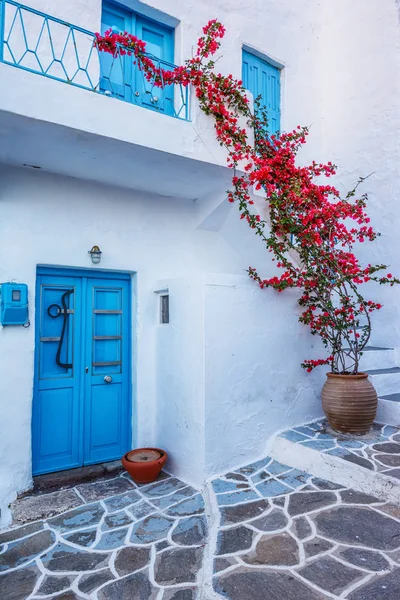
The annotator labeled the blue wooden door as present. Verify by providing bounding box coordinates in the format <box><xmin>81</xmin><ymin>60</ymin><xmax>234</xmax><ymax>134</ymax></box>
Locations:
<box><xmin>32</xmin><ymin>269</ymin><xmax>131</xmax><ymax>475</ymax></box>
<box><xmin>100</xmin><ymin>2</ymin><xmax>133</xmax><ymax>99</ymax></box>
<box><xmin>135</xmin><ymin>16</ymin><xmax>174</xmax><ymax>114</ymax></box>
<box><xmin>100</xmin><ymin>2</ymin><xmax>174</xmax><ymax>113</ymax></box>
<box><xmin>242</xmin><ymin>50</ymin><xmax>281</xmax><ymax>134</ymax></box>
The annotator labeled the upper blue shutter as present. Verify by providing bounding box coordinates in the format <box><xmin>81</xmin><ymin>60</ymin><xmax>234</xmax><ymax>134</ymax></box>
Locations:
<box><xmin>242</xmin><ymin>50</ymin><xmax>281</xmax><ymax>135</ymax></box>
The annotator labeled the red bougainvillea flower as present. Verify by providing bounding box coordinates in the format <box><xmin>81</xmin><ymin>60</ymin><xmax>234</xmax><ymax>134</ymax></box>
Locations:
<box><xmin>96</xmin><ymin>20</ymin><xmax>399</xmax><ymax>374</ymax></box>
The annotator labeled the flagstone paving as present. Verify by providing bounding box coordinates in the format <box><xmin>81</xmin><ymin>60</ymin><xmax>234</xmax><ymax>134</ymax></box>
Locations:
<box><xmin>211</xmin><ymin>457</ymin><xmax>400</xmax><ymax>599</ymax></box>
<box><xmin>0</xmin><ymin>472</ymin><xmax>206</xmax><ymax>600</ymax></box>
<box><xmin>3</xmin><ymin>443</ymin><xmax>400</xmax><ymax>599</ymax></box>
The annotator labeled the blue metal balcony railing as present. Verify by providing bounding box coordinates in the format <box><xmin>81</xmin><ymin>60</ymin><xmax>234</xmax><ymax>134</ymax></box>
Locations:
<box><xmin>0</xmin><ymin>0</ymin><xmax>190</xmax><ymax>120</ymax></box>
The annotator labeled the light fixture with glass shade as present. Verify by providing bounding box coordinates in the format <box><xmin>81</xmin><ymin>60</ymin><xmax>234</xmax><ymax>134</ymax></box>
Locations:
<box><xmin>88</xmin><ymin>245</ymin><xmax>102</xmax><ymax>264</ymax></box>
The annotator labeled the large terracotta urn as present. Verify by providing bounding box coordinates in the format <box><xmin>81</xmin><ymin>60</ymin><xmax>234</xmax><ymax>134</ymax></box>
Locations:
<box><xmin>321</xmin><ymin>373</ymin><xmax>377</xmax><ymax>435</ymax></box>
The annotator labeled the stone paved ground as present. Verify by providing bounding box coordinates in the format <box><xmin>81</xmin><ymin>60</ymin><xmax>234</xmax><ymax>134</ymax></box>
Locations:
<box><xmin>211</xmin><ymin>457</ymin><xmax>400</xmax><ymax>599</ymax></box>
<box><xmin>279</xmin><ymin>420</ymin><xmax>400</xmax><ymax>477</ymax></box>
<box><xmin>0</xmin><ymin>472</ymin><xmax>206</xmax><ymax>599</ymax></box>
<box><xmin>3</xmin><ymin>441</ymin><xmax>400</xmax><ymax>599</ymax></box>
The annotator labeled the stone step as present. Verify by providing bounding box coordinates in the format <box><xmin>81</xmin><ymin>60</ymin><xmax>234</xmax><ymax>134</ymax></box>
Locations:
<box><xmin>270</xmin><ymin>419</ymin><xmax>400</xmax><ymax>505</ymax></box>
<box><xmin>367</xmin><ymin>367</ymin><xmax>400</xmax><ymax>396</ymax></box>
<box><xmin>358</xmin><ymin>346</ymin><xmax>396</xmax><ymax>371</ymax></box>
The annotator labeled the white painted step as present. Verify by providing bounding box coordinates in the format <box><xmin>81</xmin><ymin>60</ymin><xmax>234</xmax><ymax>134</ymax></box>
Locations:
<box><xmin>377</xmin><ymin>394</ymin><xmax>400</xmax><ymax>427</ymax></box>
<box><xmin>270</xmin><ymin>429</ymin><xmax>400</xmax><ymax>505</ymax></box>
<box><xmin>366</xmin><ymin>367</ymin><xmax>400</xmax><ymax>396</ymax></box>
<box><xmin>358</xmin><ymin>346</ymin><xmax>396</xmax><ymax>371</ymax></box>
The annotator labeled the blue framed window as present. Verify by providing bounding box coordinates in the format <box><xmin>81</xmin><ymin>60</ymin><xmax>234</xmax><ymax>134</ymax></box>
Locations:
<box><xmin>100</xmin><ymin>1</ymin><xmax>175</xmax><ymax>113</ymax></box>
<box><xmin>242</xmin><ymin>50</ymin><xmax>281</xmax><ymax>134</ymax></box>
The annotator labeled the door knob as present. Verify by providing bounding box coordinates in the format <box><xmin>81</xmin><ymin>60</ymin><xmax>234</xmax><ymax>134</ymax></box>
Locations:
<box><xmin>104</xmin><ymin>375</ymin><xmax>113</xmax><ymax>383</ymax></box>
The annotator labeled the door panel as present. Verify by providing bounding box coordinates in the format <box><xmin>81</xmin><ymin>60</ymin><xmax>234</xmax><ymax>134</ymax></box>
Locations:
<box><xmin>33</xmin><ymin>270</ymin><xmax>131</xmax><ymax>475</ymax></box>
<box><xmin>136</xmin><ymin>16</ymin><xmax>174</xmax><ymax>114</ymax></box>
<box><xmin>84</xmin><ymin>279</ymin><xmax>130</xmax><ymax>465</ymax></box>
<box><xmin>100</xmin><ymin>2</ymin><xmax>133</xmax><ymax>99</ymax></box>
<box><xmin>33</xmin><ymin>277</ymin><xmax>83</xmax><ymax>475</ymax></box>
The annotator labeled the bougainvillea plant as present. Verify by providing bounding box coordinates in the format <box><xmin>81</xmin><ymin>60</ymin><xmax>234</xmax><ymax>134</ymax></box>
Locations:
<box><xmin>96</xmin><ymin>21</ymin><xmax>399</xmax><ymax>374</ymax></box>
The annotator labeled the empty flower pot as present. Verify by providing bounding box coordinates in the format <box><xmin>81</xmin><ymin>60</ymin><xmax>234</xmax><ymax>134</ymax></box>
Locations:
<box><xmin>122</xmin><ymin>448</ymin><xmax>168</xmax><ymax>484</ymax></box>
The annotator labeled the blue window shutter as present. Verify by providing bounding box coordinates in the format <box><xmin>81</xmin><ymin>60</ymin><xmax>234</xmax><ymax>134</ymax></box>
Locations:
<box><xmin>242</xmin><ymin>50</ymin><xmax>281</xmax><ymax>134</ymax></box>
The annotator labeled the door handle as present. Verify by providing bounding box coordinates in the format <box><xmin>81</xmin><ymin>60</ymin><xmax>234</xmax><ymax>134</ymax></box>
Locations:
<box><xmin>104</xmin><ymin>375</ymin><xmax>113</xmax><ymax>383</ymax></box>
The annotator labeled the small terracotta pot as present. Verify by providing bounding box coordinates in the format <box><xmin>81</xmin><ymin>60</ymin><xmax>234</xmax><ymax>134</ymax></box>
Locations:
<box><xmin>321</xmin><ymin>372</ymin><xmax>377</xmax><ymax>435</ymax></box>
<box><xmin>122</xmin><ymin>448</ymin><xmax>168</xmax><ymax>484</ymax></box>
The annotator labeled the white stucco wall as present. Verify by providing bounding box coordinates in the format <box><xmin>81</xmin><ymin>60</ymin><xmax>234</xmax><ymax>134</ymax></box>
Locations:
<box><xmin>1</xmin><ymin>0</ymin><xmax>400</xmax><ymax>525</ymax></box>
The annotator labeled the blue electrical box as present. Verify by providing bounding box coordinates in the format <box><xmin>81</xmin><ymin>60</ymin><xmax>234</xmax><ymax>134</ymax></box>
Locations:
<box><xmin>0</xmin><ymin>283</ymin><xmax>29</xmax><ymax>326</ymax></box>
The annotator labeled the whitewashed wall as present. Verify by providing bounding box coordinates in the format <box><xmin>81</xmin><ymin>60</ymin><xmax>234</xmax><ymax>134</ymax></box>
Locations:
<box><xmin>0</xmin><ymin>0</ymin><xmax>400</xmax><ymax>524</ymax></box>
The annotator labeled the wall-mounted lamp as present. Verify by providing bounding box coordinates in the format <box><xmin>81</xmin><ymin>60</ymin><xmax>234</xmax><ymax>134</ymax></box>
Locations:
<box><xmin>88</xmin><ymin>245</ymin><xmax>102</xmax><ymax>265</ymax></box>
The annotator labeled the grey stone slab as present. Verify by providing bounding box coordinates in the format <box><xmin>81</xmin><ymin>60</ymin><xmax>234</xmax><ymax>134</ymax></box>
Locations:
<box><xmin>242</xmin><ymin>533</ymin><xmax>299</xmax><ymax>566</ymax></box>
<box><xmin>341</xmin><ymin>452</ymin><xmax>375</xmax><ymax>470</ymax></box>
<box><xmin>103</xmin><ymin>490</ymin><xmax>141</xmax><ymax>512</ymax></box>
<box><xmin>154</xmin><ymin>547</ymin><xmax>202</xmax><ymax>585</ymax></box>
<box><xmin>0</xmin><ymin>565</ymin><xmax>41</xmax><ymax>600</ymax></box>
<box><xmin>156</xmin><ymin>540</ymin><xmax>170</xmax><ymax>552</ymax></box>
<box><xmin>292</xmin><ymin>516</ymin><xmax>312</xmax><ymax>540</ymax></box>
<box><xmin>114</xmin><ymin>546</ymin><xmax>151</xmax><ymax>576</ymax></box>
<box><xmin>78</xmin><ymin>570</ymin><xmax>114</xmax><ymax>594</ymax></box>
<box><xmin>384</xmin><ymin>468</ymin><xmax>400</xmax><ymax>480</ymax></box>
<box><xmin>214</xmin><ymin>569</ymin><xmax>326</xmax><ymax>600</ymax></box>
<box><xmin>304</xmin><ymin>537</ymin><xmax>334</xmax><ymax>558</ymax></box>
<box><xmin>42</xmin><ymin>543</ymin><xmax>109</xmax><ymax>572</ymax></box>
<box><xmin>251</xmin><ymin>509</ymin><xmax>288</xmax><ymax>532</ymax></box>
<box><xmin>48</xmin><ymin>503</ymin><xmax>104</xmax><ymax>532</ymax></box>
<box><xmin>219</xmin><ymin>500</ymin><xmax>269</xmax><ymax>526</ymax></box>
<box><xmin>163</xmin><ymin>589</ymin><xmax>195</xmax><ymax>600</ymax></box>
<box><xmin>348</xmin><ymin>568</ymin><xmax>400</xmax><ymax>599</ymax></box>
<box><xmin>11</xmin><ymin>489</ymin><xmax>82</xmax><ymax>525</ymax></box>
<box><xmin>225</xmin><ymin>473</ymin><xmax>248</xmax><ymax>482</ymax></box>
<box><xmin>94</xmin><ymin>527</ymin><xmax>128</xmax><ymax>550</ymax></box>
<box><xmin>237</xmin><ymin>458</ymin><xmax>271</xmax><ymax>474</ymax></box>
<box><xmin>127</xmin><ymin>500</ymin><xmax>156</xmax><ymax>521</ymax></box>
<box><xmin>102</xmin><ymin>511</ymin><xmax>133</xmax><ymax>530</ymax></box>
<box><xmin>375</xmin><ymin>454</ymin><xmax>400</xmax><ymax>467</ymax></box>
<box><xmin>277</xmin><ymin>469</ymin><xmax>309</xmax><ymax>489</ymax></box>
<box><xmin>312</xmin><ymin>478</ymin><xmax>343</xmax><ymax>491</ymax></box>
<box><xmin>0</xmin><ymin>529</ymin><xmax>55</xmax><ymax>571</ymax></box>
<box><xmin>130</xmin><ymin>515</ymin><xmax>175</xmax><ymax>544</ymax></box>
<box><xmin>151</xmin><ymin>486</ymin><xmax>198</xmax><ymax>510</ymax></box>
<box><xmin>338</xmin><ymin>547</ymin><xmax>390</xmax><ymax>571</ymax></box>
<box><xmin>48</xmin><ymin>591</ymin><xmax>85</xmax><ymax>599</ymax></box>
<box><xmin>288</xmin><ymin>491</ymin><xmax>337</xmax><ymax>516</ymax></box>
<box><xmin>372</xmin><ymin>442</ymin><xmax>400</xmax><ymax>454</ymax></box>
<box><xmin>64</xmin><ymin>528</ymin><xmax>97</xmax><ymax>547</ymax></box>
<box><xmin>212</xmin><ymin>479</ymin><xmax>250</xmax><ymax>493</ymax></box>
<box><xmin>142</xmin><ymin>478</ymin><xmax>187</xmax><ymax>498</ymax></box>
<box><xmin>171</xmin><ymin>516</ymin><xmax>207</xmax><ymax>546</ymax></box>
<box><xmin>314</xmin><ymin>506</ymin><xmax>400</xmax><ymax>550</ymax></box>
<box><xmin>36</xmin><ymin>574</ymin><xmax>75</xmax><ymax>596</ymax></box>
<box><xmin>256</xmin><ymin>479</ymin><xmax>291</xmax><ymax>498</ymax></box>
<box><xmin>217</xmin><ymin>526</ymin><xmax>254</xmax><ymax>555</ymax></box>
<box><xmin>97</xmin><ymin>571</ymin><xmax>157</xmax><ymax>600</ymax></box>
<box><xmin>0</xmin><ymin>521</ymin><xmax>43</xmax><ymax>545</ymax></box>
<box><xmin>166</xmin><ymin>494</ymin><xmax>205</xmax><ymax>517</ymax></box>
<box><xmin>340</xmin><ymin>490</ymin><xmax>380</xmax><ymax>504</ymax></box>
<box><xmin>214</xmin><ymin>557</ymin><xmax>237</xmax><ymax>573</ymax></box>
<box><xmin>76</xmin><ymin>477</ymin><xmax>133</xmax><ymax>502</ymax></box>
<box><xmin>298</xmin><ymin>556</ymin><xmax>363</xmax><ymax>594</ymax></box>
<box><xmin>217</xmin><ymin>489</ymin><xmax>259</xmax><ymax>506</ymax></box>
